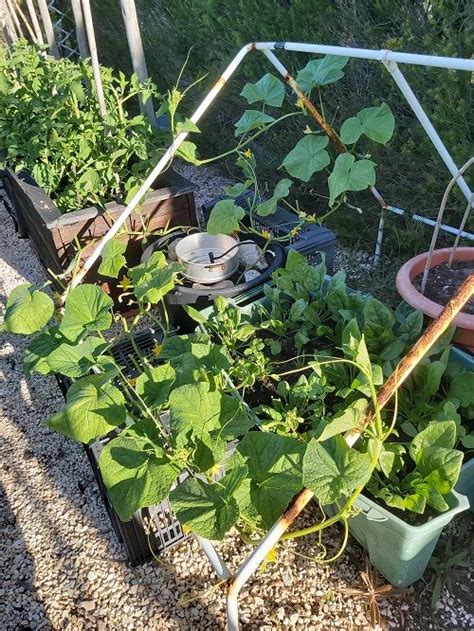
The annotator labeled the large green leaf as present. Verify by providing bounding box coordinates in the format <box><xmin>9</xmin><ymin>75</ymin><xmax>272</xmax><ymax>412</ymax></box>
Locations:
<box><xmin>38</xmin><ymin>335</ymin><xmax>107</xmax><ymax>379</ymax></box>
<box><xmin>296</xmin><ymin>55</ymin><xmax>349</xmax><ymax>92</ymax></box>
<box><xmin>234</xmin><ymin>110</ymin><xmax>275</xmax><ymax>136</ymax></box>
<box><xmin>170</xmin><ymin>471</ymin><xmax>243</xmax><ymax>540</ymax></box>
<box><xmin>409</xmin><ymin>421</ymin><xmax>457</xmax><ymax>464</ymax></box>
<box><xmin>135</xmin><ymin>363</ymin><xmax>176</xmax><ymax>409</ymax></box>
<box><xmin>233</xmin><ymin>432</ymin><xmax>305</xmax><ymax>528</ymax></box>
<box><xmin>316</xmin><ymin>399</ymin><xmax>368</xmax><ymax>442</ymax></box>
<box><xmin>416</xmin><ymin>446</ymin><xmax>463</xmax><ymax>498</ymax></box>
<box><xmin>24</xmin><ymin>327</ymin><xmax>65</xmax><ymax>377</ymax></box>
<box><xmin>99</xmin><ymin>419</ymin><xmax>179</xmax><ymax>521</ymax></box>
<box><xmin>218</xmin><ymin>395</ymin><xmax>254</xmax><ymax>439</ymax></box>
<box><xmin>240</xmin><ymin>73</ymin><xmax>285</xmax><ymax>107</ymax></box>
<box><xmin>340</xmin><ymin>103</ymin><xmax>395</xmax><ymax>145</ymax></box>
<box><xmin>448</xmin><ymin>372</ymin><xmax>474</xmax><ymax>407</ymax></box>
<box><xmin>129</xmin><ymin>251</ymin><xmax>182</xmax><ymax>303</ymax></box>
<box><xmin>256</xmin><ymin>178</ymin><xmax>292</xmax><ymax>216</ymax></box>
<box><xmin>328</xmin><ymin>153</ymin><xmax>376</xmax><ymax>206</ymax></box>
<box><xmin>169</xmin><ymin>382</ymin><xmax>222</xmax><ymax>436</ymax></box>
<box><xmin>98</xmin><ymin>237</ymin><xmax>127</xmax><ymax>278</ymax></box>
<box><xmin>303</xmin><ymin>435</ymin><xmax>372</xmax><ymax>505</ymax></box>
<box><xmin>281</xmin><ymin>135</ymin><xmax>330</xmax><ymax>182</ymax></box>
<box><xmin>59</xmin><ymin>284</ymin><xmax>113</xmax><ymax>341</ymax></box>
<box><xmin>206</xmin><ymin>199</ymin><xmax>246</xmax><ymax>235</ymax></box>
<box><xmin>2</xmin><ymin>283</ymin><xmax>54</xmax><ymax>334</ymax></box>
<box><xmin>47</xmin><ymin>374</ymin><xmax>126</xmax><ymax>443</ymax></box>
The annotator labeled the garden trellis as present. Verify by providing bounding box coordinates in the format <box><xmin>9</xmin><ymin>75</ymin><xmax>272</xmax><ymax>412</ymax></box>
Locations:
<box><xmin>54</xmin><ymin>39</ymin><xmax>472</xmax><ymax>628</ymax></box>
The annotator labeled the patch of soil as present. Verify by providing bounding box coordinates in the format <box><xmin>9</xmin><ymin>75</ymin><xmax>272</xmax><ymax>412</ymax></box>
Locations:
<box><xmin>414</xmin><ymin>260</ymin><xmax>474</xmax><ymax>315</ymax></box>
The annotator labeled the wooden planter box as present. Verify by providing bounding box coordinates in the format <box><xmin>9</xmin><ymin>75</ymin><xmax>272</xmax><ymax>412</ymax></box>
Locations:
<box><xmin>3</xmin><ymin>168</ymin><xmax>196</xmax><ymax>292</ymax></box>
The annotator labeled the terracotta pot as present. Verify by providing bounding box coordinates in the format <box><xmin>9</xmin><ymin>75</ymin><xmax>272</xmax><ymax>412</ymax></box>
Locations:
<box><xmin>396</xmin><ymin>247</ymin><xmax>474</xmax><ymax>352</ymax></box>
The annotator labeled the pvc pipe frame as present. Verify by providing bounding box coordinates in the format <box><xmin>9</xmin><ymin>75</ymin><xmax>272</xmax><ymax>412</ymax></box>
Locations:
<box><xmin>68</xmin><ymin>39</ymin><xmax>474</xmax><ymax>628</ymax></box>
<box><xmin>71</xmin><ymin>41</ymin><xmax>474</xmax><ymax>290</ymax></box>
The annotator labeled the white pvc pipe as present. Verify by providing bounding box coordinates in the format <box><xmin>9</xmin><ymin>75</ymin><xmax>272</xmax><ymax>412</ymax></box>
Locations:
<box><xmin>386</xmin><ymin>205</ymin><xmax>474</xmax><ymax>241</ymax></box>
<box><xmin>69</xmin><ymin>43</ymin><xmax>253</xmax><ymax>290</ymax></box>
<box><xmin>195</xmin><ymin>536</ymin><xmax>231</xmax><ymax>580</ymax></box>
<box><xmin>384</xmin><ymin>61</ymin><xmax>472</xmax><ymax>203</ymax></box>
<box><xmin>255</xmin><ymin>42</ymin><xmax>474</xmax><ymax>72</ymax></box>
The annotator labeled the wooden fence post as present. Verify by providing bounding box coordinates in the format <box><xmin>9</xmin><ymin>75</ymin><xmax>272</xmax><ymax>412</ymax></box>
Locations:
<box><xmin>119</xmin><ymin>0</ymin><xmax>156</xmax><ymax>126</ymax></box>
<box><xmin>2</xmin><ymin>0</ymin><xmax>19</xmax><ymax>43</ymax></box>
<box><xmin>25</xmin><ymin>0</ymin><xmax>44</xmax><ymax>44</ymax></box>
<box><xmin>70</xmin><ymin>0</ymin><xmax>89</xmax><ymax>58</ymax></box>
<box><xmin>80</xmin><ymin>0</ymin><xmax>106</xmax><ymax>118</ymax></box>
<box><xmin>37</xmin><ymin>0</ymin><xmax>59</xmax><ymax>58</ymax></box>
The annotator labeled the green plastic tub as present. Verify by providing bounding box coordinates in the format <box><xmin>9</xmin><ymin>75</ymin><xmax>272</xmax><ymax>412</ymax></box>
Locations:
<box><xmin>450</xmin><ymin>346</ymin><xmax>474</xmax><ymax>511</ymax></box>
<box><xmin>327</xmin><ymin>490</ymin><xmax>469</xmax><ymax>587</ymax></box>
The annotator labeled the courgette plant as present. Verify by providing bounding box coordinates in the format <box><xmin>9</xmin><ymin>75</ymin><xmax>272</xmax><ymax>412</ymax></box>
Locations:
<box><xmin>3</xmin><ymin>243</ymin><xmax>466</xmax><ymax>555</ymax></box>
<box><xmin>174</xmin><ymin>55</ymin><xmax>395</xmax><ymax>239</ymax></box>
<box><xmin>190</xmin><ymin>251</ymin><xmax>468</xmax><ymax>522</ymax></box>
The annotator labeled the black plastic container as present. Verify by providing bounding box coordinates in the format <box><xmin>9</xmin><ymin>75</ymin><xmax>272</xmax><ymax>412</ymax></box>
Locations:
<box><xmin>55</xmin><ymin>329</ymin><xmax>188</xmax><ymax>566</ymax></box>
<box><xmin>143</xmin><ymin>230</ymin><xmax>286</xmax><ymax>333</ymax></box>
<box><xmin>202</xmin><ymin>193</ymin><xmax>337</xmax><ymax>273</ymax></box>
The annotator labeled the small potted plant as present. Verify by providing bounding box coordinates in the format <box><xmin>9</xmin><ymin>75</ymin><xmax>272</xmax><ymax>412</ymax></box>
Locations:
<box><xmin>396</xmin><ymin>158</ymin><xmax>474</xmax><ymax>352</ymax></box>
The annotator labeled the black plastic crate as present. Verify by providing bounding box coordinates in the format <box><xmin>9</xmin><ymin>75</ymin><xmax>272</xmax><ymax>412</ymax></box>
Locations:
<box><xmin>201</xmin><ymin>192</ymin><xmax>336</xmax><ymax>273</ymax></box>
<box><xmin>55</xmin><ymin>329</ymin><xmax>188</xmax><ymax>566</ymax></box>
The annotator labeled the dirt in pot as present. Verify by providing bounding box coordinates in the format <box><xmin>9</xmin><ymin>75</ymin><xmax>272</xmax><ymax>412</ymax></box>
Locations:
<box><xmin>414</xmin><ymin>261</ymin><xmax>474</xmax><ymax>315</ymax></box>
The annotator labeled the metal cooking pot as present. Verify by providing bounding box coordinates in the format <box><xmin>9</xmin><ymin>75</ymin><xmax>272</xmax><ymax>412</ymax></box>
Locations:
<box><xmin>174</xmin><ymin>232</ymin><xmax>240</xmax><ymax>284</ymax></box>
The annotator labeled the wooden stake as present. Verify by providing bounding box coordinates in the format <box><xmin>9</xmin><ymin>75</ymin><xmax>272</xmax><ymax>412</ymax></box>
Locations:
<box><xmin>70</xmin><ymin>0</ymin><xmax>89</xmax><ymax>58</ymax></box>
<box><xmin>119</xmin><ymin>0</ymin><xmax>155</xmax><ymax>125</ymax></box>
<box><xmin>10</xmin><ymin>0</ymin><xmax>36</xmax><ymax>42</ymax></box>
<box><xmin>36</xmin><ymin>0</ymin><xmax>59</xmax><ymax>58</ymax></box>
<box><xmin>25</xmin><ymin>0</ymin><xmax>44</xmax><ymax>44</ymax></box>
<box><xmin>3</xmin><ymin>0</ymin><xmax>21</xmax><ymax>40</ymax></box>
<box><xmin>80</xmin><ymin>0</ymin><xmax>106</xmax><ymax>118</ymax></box>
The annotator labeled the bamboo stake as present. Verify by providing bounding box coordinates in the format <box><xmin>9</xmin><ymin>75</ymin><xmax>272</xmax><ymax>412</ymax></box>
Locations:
<box><xmin>227</xmin><ymin>272</ymin><xmax>474</xmax><ymax>629</ymax></box>
<box><xmin>1</xmin><ymin>1</ymin><xmax>16</xmax><ymax>44</ymax></box>
<box><xmin>36</xmin><ymin>0</ymin><xmax>59</xmax><ymax>58</ymax></box>
<box><xmin>4</xmin><ymin>0</ymin><xmax>21</xmax><ymax>39</ymax></box>
<box><xmin>10</xmin><ymin>0</ymin><xmax>36</xmax><ymax>42</ymax></box>
<box><xmin>80</xmin><ymin>0</ymin><xmax>106</xmax><ymax>118</ymax></box>
<box><xmin>119</xmin><ymin>0</ymin><xmax>155</xmax><ymax>125</ymax></box>
<box><xmin>25</xmin><ymin>0</ymin><xmax>44</xmax><ymax>44</ymax></box>
<box><xmin>70</xmin><ymin>0</ymin><xmax>89</xmax><ymax>58</ymax></box>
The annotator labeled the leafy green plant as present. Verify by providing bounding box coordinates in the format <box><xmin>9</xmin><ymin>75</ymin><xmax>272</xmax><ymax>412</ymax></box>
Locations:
<box><xmin>174</xmin><ymin>56</ymin><xmax>395</xmax><ymax>241</ymax></box>
<box><xmin>0</xmin><ymin>40</ymin><xmax>166</xmax><ymax>211</ymax></box>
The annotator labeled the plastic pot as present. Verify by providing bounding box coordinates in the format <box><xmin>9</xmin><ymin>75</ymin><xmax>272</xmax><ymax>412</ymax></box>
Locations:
<box><xmin>455</xmin><ymin>460</ymin><xmax>474</xmax><ymax>513</ymax></box>
<box><xmin>327</xmin><ymin>490</ymin><xmax>468</xmax><ymax>587</ymax></box>
<box><xmin>396</xmin><ymin>247</ymin><xmax>474</xmax><ymax>352</ymax></box>
<box><xmin>143</xmin><ymin>231</ymin><xmax>286</xmax><ymax>332</ymax></box>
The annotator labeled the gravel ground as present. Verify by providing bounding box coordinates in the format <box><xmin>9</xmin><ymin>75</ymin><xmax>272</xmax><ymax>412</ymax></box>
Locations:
<box><xmin>1</xmin><ymin>168</ymin><xmax>473</xmax><ymax>630</ymax></box>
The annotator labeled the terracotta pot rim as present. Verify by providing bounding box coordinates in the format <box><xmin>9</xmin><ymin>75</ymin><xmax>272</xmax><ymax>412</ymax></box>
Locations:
<box><xmin>396</xmin><ymin>247</ymin><xmax>474</xmax><ymax>330</ymax></box>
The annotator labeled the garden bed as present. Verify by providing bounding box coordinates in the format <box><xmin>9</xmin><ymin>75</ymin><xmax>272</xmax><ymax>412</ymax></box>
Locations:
<box><xmin>3</xmin><ymin>167</ymin><xmax>196</xmax><ymax>290</ymax></box>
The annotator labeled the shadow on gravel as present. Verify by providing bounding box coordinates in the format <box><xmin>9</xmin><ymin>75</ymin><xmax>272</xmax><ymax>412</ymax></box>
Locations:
<box><xmin>0</xmin><ymin>481</ymin><xmax>51</xmax><ymax>629</ymax></box>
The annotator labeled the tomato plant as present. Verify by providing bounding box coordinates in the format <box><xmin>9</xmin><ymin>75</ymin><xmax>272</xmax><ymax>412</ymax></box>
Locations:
<box><xmin>0</xmin><ymin>41</ymin><xmax>166</xmax><ymax>212</ymax></box>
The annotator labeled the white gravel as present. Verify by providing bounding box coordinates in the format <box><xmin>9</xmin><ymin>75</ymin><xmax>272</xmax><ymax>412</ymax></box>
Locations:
<box><xmin>0</xmin><ymin>171</ymin><xmax>472</xmax><ymax>630</ymax></box>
